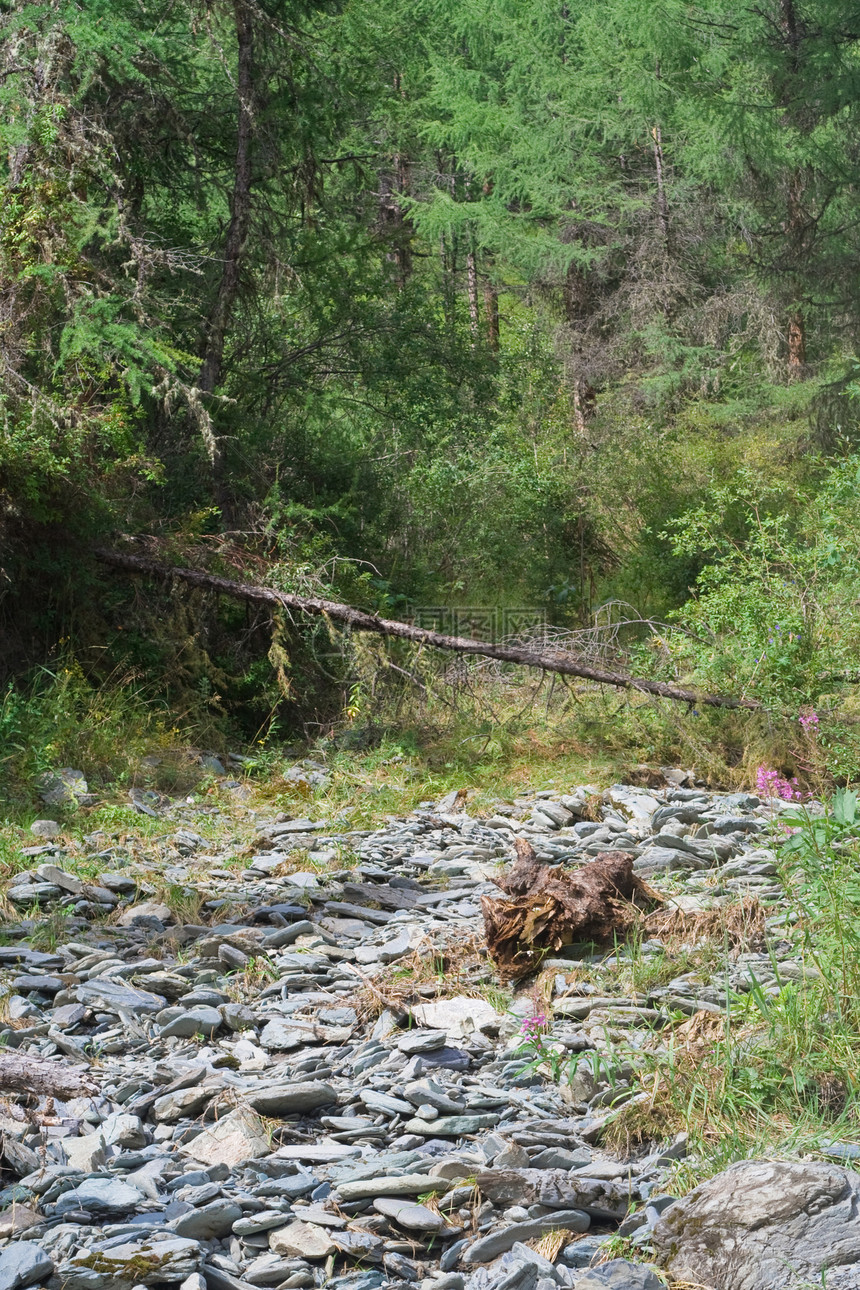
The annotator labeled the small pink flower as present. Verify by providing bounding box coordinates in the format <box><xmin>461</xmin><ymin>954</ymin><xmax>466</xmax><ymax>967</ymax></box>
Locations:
<box><xmin>755</xmin><ymin>765</ymin><xmax>802</xmax><ymax>801</ymax></box>
<box><xmin>799</xmin><ymin>710</ymin><xmax>819</xmax><ymax>730</ymax></box>
<box><xmin>521</xmin><ymin>1013</ymin><xmax>548</xmax><ymax>1037</ymax></box>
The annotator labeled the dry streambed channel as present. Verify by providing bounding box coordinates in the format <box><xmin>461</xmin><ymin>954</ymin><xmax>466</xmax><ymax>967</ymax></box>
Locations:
<box><xmin>0</xmin><ymin>780</ymin><xmax>855</xmax><ymax>1290</ymax></box>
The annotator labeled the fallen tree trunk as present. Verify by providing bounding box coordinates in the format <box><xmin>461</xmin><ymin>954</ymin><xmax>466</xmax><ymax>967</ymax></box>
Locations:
<box><xmin>0</xmin><ymin>1054</ymin><xmax>97</xmax><ymax>1100</ymax></box>
<box><xmin>96</xmin><ymin>547</ymin><xmax>761</xmax><ymax>711</ymax></box>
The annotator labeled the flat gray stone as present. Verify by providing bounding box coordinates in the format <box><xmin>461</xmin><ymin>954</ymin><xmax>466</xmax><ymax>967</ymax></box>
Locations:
<box><xmin>574</xmin><ymin>1261</ymin><xmax>662</xmax><ymax>1290</ymax></box>
<box><xmin>269</xmin><ymin>1220</ymin><xmax>336</xmax><ymax>1259</ymax></box>
<box><xmin>0</xmin><ymin>1242</ymin><xmax>54</xmax><ymax>1290</ymax></box>
<box><xmin>172</xmin><ymin>1199</ymin><xmax>242</xmax><ymax>1239</ymax></box>
<box><xmin>37</xmin><ymin>767</ymin><xmax>88</xmax><ymax>807</ymax></box>
<box><xmin>153</xmin><ymin>1086</ymin><xmax>214</xmax><ymax>1123</ymax></box>
<box><xmin>464</xmin><ymin>1211</ymin><xmax>590</xmax><ymax>1263</ymax></box>
<box><xmin>476</xmin><ymin>1169</ymin><xmax>635</xmax><ymax>1220</ymax></box>
<box><xmin>268</xmin><ymin>819</ymin><xmax>328</xmax><ymax>836</ymax></box>
<box><xmin>181</xmin><ymin>1106</ymin><xmax>271</xmax><ymax>1167</ymax></box>
<box><xmin>159</xmin><ymin>1006</ymin><xmax>222</xmax><ymax>1038</ymax></box>
<box><xmin>338</xmin><ymin>1174</ymin><xmax>451</xmax><ymax>1202</ymax></box>
<box><xmin>118</xmin><ymin>901</ymin><xmax>173</xmax><ymax>927</ymax></box>
<box><xmin>55</xmin><ymin>1177</ymin><xmax>142</xmax><ymax>1213</ymax></box>
<box><xmin>30</xmin><ymin>820</ymin><xmax>60</xmax><ymax>839</ymax></box>
<box><xmin>246</xmin><ymin>1081</ymin><xmax>336</xmax><ymax>1116</ymax></box>
<box><xmin>76</xmin><ymin>977</ymin><xmax>166</xmax><ymax>1016</ymax></box>
<box><xmin>258</xmin><ymin>1020</ymin><xmax>306</xmax><ymax>1051</ymax></box>
<box><xmin>402</xmin><ymin>1113</ymin><xmax>500</xmax><ymax>1135</ymax></box>
<box><xmin>373</xmin><ymin>1196</ymin><xmax>444</xmax><ymax>1232</ymax></box>
<box><xmin>397</xmin><ymin>1029</ymin><xmax>448</xmax><ymax>1054</ymax></box>
<box><xmin>412</xmin><ymin>996</ymin><xmax>501</xmax><ymax>1040</ymax></box>
<box><xmin>360</xmin><ymin>1089</ymin><xmax>414</xmax><ymax>1116</ymax></box>
<box><xmin>57</xmin><ymin>1236</ymin><xmax>199</xmax><ymax>1290</ymax></box>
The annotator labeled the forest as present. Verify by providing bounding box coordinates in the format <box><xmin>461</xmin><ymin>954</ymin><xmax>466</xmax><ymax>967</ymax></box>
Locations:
<box><xmin>4</xmin><ymin>0</ymin><xmax>860</xmax><ymax>804</ymax></box>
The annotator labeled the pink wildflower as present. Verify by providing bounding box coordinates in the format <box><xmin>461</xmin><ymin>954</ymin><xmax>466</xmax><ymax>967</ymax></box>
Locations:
<box><xmin>799</xmin><ymin>710</ymin><xmax>819</xmax><ymax>731</ymax></box>
<box><xmin>755</xmin><ymin>765</ymin><xmax>802</xmax><ymax>801</ymax></box>
<box><xmin>521</xmin><ymin>1013</ymin><xmax>548</xmax><ymax>1038</ymax></box>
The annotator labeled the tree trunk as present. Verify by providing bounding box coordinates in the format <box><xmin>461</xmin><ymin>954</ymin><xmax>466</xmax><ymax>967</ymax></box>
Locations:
<box><xmin>379</xmin><ymin>147</ymin><xmax>412</xmax><ymax>286</ymax></box>
<box><xmin>198</xmin><ymin>0</ymin><xmax>254</xmax><ymax>473</ymax></box>
<box><xmin>96</xmin><ymin>546</ymin><xmax>763</xmax><ymax>712</ymax></box>
<box><xmin>787</xmin><ymin>310</ymin><xmax>806</xmax><ymax>370</ymax></box>
<box><xmin>467</xmin><ymin>248</ymin><xmax>480</xmax><ymax>340</ymax></box>
<box><xmin>652</xmin><ymin>123</ymin><xmax>669</xmax><ymax>248</ymax></box>
<box><xmin>778</xmin><ymin>1</ymin><xmax>808</xmax><ymax>375</ymax></box>
<box><xmin>483</xmin><ymin>274</ymin><xmax>500</xmax><ymax>350</ymax></box>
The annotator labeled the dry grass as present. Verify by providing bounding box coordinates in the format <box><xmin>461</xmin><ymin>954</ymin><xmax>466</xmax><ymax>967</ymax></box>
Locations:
<box><xmin>533</xmin><ymin>1229</ymin><xmax>572</xmax><ymax>1261</ymax></box>
<box><xmin>645</xmin><ymin>896</ymin><xmax>767</xmax><ymax>957</ymax></box>
<box><xmin>351</xmin><ymin>932</ymin><xmax>495</xmax><ymax>1021</ymax></box>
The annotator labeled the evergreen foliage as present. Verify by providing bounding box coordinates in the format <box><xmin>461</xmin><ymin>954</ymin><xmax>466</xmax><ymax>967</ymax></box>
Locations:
<box><xmin>3</xmin><ymin>0</ymin><xmax>860</xmax><ymax>773</ymax></box>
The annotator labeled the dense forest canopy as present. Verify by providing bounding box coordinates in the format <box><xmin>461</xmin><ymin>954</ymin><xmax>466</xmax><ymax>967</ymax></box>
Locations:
<box><xmin>4</xmin><ymin>0</ymin><xmax>860</xmax><ymax>767</ymax></box>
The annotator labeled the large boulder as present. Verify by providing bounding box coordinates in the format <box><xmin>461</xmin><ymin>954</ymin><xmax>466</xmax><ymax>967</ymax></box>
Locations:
<box><xmin>652</xmin><ymin>1159</ymin><xmax>860</xmax><ymax>1290</ymax></box>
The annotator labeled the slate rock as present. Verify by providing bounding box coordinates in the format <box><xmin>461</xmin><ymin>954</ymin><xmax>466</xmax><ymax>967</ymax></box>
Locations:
<box><xmin>153</xmin><ymin>1086</ymin><xmax>214</xmax><ymax>1123</ymax></box>
<box><xmin>0</xmin><ymin>1241</ymin><xmax>54</xmax><ymax>1290</ymax></box>
<box><xmin>464</xmin><ymin>1212</ymin><xmax>590</xmax><ymax>1263</ymax></box>
<box><xmin>76</xmin><ymin>977</ymin><xmax>167</xmax><ymax>1015</ymax></box>
<box><xmin>30</xmin><ymin>820</ymin><xmax>60</xmax><ymax>839</ymax></box>
<box><xmin>245</xmin><ymin>1081</ymin><xmax>336</xmax><ymax>1116</ymax></box>
<box><xmin>560</xmin><ymin>1237</ymin><xmax>611</xmax><ymax>1269</ymax></box>
<box><xmin>269</xmin><ymin>1220</ymin><xmax>337</xmax><ymax>1259</ymax></box>
<box><xmin>476</xmin><ymin>1169</ymin><xmax>633</xmax><ymax>1220</ymax></box>
<box><xmin>55</xmin><ymin>1177</ymin><xmax>142</xmax><ymax>1213</ymax></box>
<box><xmin>403</xmin><ymin>1114</ymin><xmax>500</xmax><ymax>1136</ymax></box>
<box><xmin>373</xmin><ymin>1197</ymin><xmax>445</xmax><ymax>1232</ymax></box>
<box><xmin>258</xmin><ymin>1021</ymin><xmax>306</xmax><ymax>1051</ymax></box>
<box><xmin>397</xmin><ymin>1029</ymin><xmax>448</xmax><ymax>1054</ymax></box>
<box><xmin>412</xmin><ymin>996</ymin><xmax>501</xmax><ymax>1041</ymax></box>
<box><xmin>159</xmin><ymin>1006</ymin><xmax>222</xmax><ymax>1038</ymax></box>
<box><xmin>12</xmin><ymin>974</ymin><xmax>62</xmax><ymax>995</ymax></box>
<box><xmin>339</xmin><ymin>1174</ymin><xmax>451</xmax><ymax>1202</ymax></box>
<box><xmin>57</xmin><ymin>1235</ymin><xmax>199</xmax><ymax>1290</ymax></box>
<box><xmin>172</xmin><ymin>1199</ymin><xmax>243</xmax><ymax>1239</ymax></box>
<box><xmin>118</xmin><ymin>901</ymin><xmax>173</xmax><ymax>928</ymax></box>
<box><xmin>573</xmin><ymin>1261</ymin><xmax>662</xmax><ymax>1290</ymax></box>
<box><xmin>37</xmin><ymin>767</ymin><xmax>88</xmax><ymax>807</ymax></box>
<box><xmin>181</xmin><ymin>1106</ymin><xmax>271</xmax><ymax>1167</ymax></box>
<box><xmin>652</xmin><ymin>1159</ymin><xmax>860</xmax><ymax>1290</ymax></box>
<box><xmin>61</xmin><ymin>1131</ymin><xmax>108</xmax><ymax>1171</ymax></box>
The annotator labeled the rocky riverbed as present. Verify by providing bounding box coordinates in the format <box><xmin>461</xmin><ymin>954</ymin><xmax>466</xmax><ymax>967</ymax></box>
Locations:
<box><xmin>0</xmin><ymin>775</ymin><xmax>858</xmax><ymax>1290</ymax></box>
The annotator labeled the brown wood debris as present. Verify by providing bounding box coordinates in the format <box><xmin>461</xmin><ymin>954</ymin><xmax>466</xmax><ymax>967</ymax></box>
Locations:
<box><xmin>0</xmin><ymin>1054</ymin><xmax>97</xmax><ymax>1101</ymax></box>
<box><xmin>481</xmin><ymin>838</ymin><xmax>663</xmax><ymax>980</ymax></box>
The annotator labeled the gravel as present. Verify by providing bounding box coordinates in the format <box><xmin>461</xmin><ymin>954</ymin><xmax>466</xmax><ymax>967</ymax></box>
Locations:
<box><xmin>0</xmin><ymin>775</ymin><xmax>838</xmax><ymax>1290</ymax></box>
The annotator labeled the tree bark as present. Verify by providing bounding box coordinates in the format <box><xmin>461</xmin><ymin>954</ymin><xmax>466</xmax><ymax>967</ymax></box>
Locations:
<box><xmin>0</xmin><ymin>1055</ymin><xmax>96</xmax><ymax>1100</ymax></box>
<box><xmin>95</xmin><ymin>547</ymin><xmax>762</xmax><ymax>711</ymax></box>
<box><xmin>787</xmin><ymin>309</ymin><xmax>806</xmax><ymax>369</ymax></box>
<box><xmin>467</xmin><ymin>248</ymin><xmax>480</xmax><ymax>340</ymax></box>
<box><xmin>198</xmin><ymin>0</ymin><xmax>255</xmax><ymax>468</ymax></box>
<box><xmin>652</xmin><ymin>123</ymin><xmax>669</xmax><ymax>248</ymax></box>
<box><xmin>483</xmin><ymin>274</ymin><xmax>500</xmax><ymax>350</ymax></box>
<box><xmin>379</xmin><ymin>146</ymin><xmax>413</xmax><ymax>286</ymax></box>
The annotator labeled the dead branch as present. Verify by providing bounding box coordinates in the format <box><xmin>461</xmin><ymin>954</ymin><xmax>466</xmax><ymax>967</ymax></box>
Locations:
<box><xmin>95</xmin><ymin>547</ymin><xmax>761</xmax><ymax>711</ymax></box>
<box><xmin>0</xmin><ymin>1054</ymin><xmax>97</xmax><ymax>1100</ymax></box>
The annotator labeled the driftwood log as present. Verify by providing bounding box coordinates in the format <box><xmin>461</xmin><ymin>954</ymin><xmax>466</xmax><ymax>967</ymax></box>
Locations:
<box><xmin>0</xmin><ymin>1054</ymin><xmax>97</xmax><ymax>1100</ymax></box>
<box><xmin>95</xmin><ymin>547</ymin><xmax>761</xmax><ymax>711</ymax></box>
<box><xmin>481</xmin><ymin>839</ymin><xmax>662</xmax><ymax>979</ymax></box>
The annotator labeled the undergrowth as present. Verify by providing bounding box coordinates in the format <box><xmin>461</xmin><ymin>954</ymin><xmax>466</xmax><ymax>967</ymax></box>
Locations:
<box><xmin>599</xmin><ymin>792</ymin><xmax>860</xmax><ymax>1190</ymax></box>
